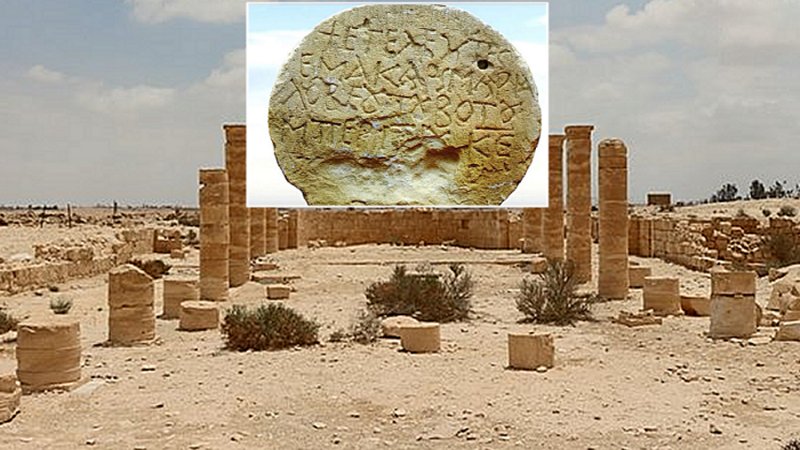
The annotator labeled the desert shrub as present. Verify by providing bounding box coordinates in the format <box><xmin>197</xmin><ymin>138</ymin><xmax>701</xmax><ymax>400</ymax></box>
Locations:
<box><xmin>328</xmin><ymin>328</ymin><xmax>347</xmax><ymax>343</ymax></box>
<box><xmin>49</xmin><ymin>297</ymin><xmax>73</xmax><ymax>314</ymax></box>
<box><xmin>516</xmin><ymin>260</ymin><xmax>593</xmax><ymax>325</ymax></box>
<box><xmin>762</xmin><ymin>230</ymin><xmax>800</xmax><ymax>268</ymax></box>
<box><xmin>783</xmin><ymin>439</ymin><xmax>800</xmax><ymax>450</ymax></box>
<box><xmin>0</xmin><ymin>310</ymin><xmax>18</xmax><ymax>334</ymax></box>
<box><xmin>736</xmin><ymin>208</ymin><xmax>748</xmax><ymax>218</ymax></box>
<box><xmin>365</xmin><ymin>263</ymin><xmax>474</xmax><ymax>322</ymax></box>
<box><xmin>778</xmin><ymin>205</ymin><xmax>797</xmax><ymax>217</ymax></box>
<box><xmin>221</xmin><ymin>304</ymin><xmax>319</xmax><ymax>351</ymax></box>
<box><xmin>762</xmin><ymin>208</ymin><xmax>772</xmax><ymax>217</ymax></box>
<box><xmin>349</xmin><ymin>309</ymin><xmax>382</xmax><ymax>344</ymax></box>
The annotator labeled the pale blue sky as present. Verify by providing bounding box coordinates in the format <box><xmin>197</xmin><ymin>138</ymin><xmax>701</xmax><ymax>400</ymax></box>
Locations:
<box><xmin>2</xmin><ymin>0</ymin><xmax>799</xmax><ymax>206</ymax></box>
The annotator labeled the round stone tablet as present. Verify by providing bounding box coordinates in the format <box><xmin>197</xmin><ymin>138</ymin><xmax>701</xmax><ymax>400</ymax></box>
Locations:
<box><xmin>268</xmin><ymin>4</ymin><xmax>541</xmax><ymax>206</ymax></box>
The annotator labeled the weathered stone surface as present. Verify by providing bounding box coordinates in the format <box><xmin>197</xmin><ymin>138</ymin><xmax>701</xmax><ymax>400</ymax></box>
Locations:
<box><xmin>16</xmin><ymin>317</ymin><xmax>82</xmax><ymax>393</ymax></box>
<box><xmin>269</xmin><ymin>4</ymin><xmax>541</xmax><ymax>205</ymax></box>
<box><xmin>507</xmin><ymin>333</ymin><xmax>554</xmax><ymax>370</ymax></box>
<box><xmin>381</xmin><ymin>315</ymin><xmax>419</xmax><ymax>338</ymax></box>
<box><xmin>775</xmin><ymin>320</ymin><xmax>800</xmax><ymax>341</ymax></box>
<box><xmin>0</xmin><ymin>363</ymin><xmax>21</xmax><ymax>423</ymax></box>
<box><xmin>266</xmin><ymin>284</ymin><xmax>292</xmax><ymax>300</ymax></box>
<box><xmin>399</xmin><ymin>322</ymin><xmax>441</xmax><ymax>353</ymax></box>
<box><xmin>179</xmin><ymin>301</ymin><xmax>219</xmax><ymax>331</ymax></box>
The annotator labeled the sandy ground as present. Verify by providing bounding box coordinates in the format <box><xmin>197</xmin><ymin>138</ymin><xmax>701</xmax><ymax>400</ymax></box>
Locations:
<box><xmin>0</xmin><ymin>237</ymin><xmax>798</xmax><ymax>450</ymax></box>
<box><xmin>633</xmin><ymin>198</ymin><xmax>800</xmax><ymax>223</ymax></box>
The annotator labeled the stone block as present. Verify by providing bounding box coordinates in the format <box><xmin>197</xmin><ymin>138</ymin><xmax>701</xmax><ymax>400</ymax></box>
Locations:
<box><xmin>179</xmin><ymin>301</ymin><xmax>219</xmax><ymax>331</ymax></box>
<box><xmin>399</xmin><ymin>323</ymin><xmax>440</xmax><ymax>353</ymax></box>
<box><xmin>643</xmin><ymin>277</ymin><xmax>681</xmax><ymax>316</ymax></box>
<box><xmin>709</xmin><ymin>294</ymin><xmax>758</xmax><ymax>339</ymax></box>
<box><xmin>507</xmin><ymin>333</ymin><xmax>554</xmax><ymax>370</ymax></box>
<box><xmin>628</xmin><ymin>266</ymin><xmax>651</xmax><ymax>288</ymax></box>
<box><xmin>775</xmin><ymin>320</ymin><xmax>800</xmax><ymax>341</ymax></box>
<box><xmin>267</xmin><ymin>284</ymin><xmax>291</xmax><ymax>300</ymax></box>
<box><xmin>711</xmin><ymin>271</ymin><xmax>756</xmax><ymax>296</ymax></box>
<box><xmin>680</xmin><ymin>295</ymin><xmax>711</xmax><ymax>317</ymax></box>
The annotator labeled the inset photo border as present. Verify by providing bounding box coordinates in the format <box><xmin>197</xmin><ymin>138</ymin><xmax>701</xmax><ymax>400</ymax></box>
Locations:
<box><xmin>247</xmin><ymin>2</ymin><xmax>549</xmax><ymax>207</ymax></box>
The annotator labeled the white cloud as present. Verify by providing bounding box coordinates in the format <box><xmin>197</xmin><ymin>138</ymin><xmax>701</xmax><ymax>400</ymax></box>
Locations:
<box><xmin>127</xmin><ymin>0</ymin><xmax>249</xmax><ymax>24</ymax></box>
<box><xmin>202</xmin><ymin>48</ymin><xmax>245</xmax><ymax>88</ymax></box>
<box><xmin>247</xmin><ymin>30</ymin><xmax>308</xmax><ymax>69</ymax></box>
<box><xmin>27</xmin><ymin>65</ymin><xmax>65</xmax><ymax>83</ymax></box>
<box><xmin>76</xmin><ymin>84</ymin><xmax>175</xmax><ymax>114</ymax></box>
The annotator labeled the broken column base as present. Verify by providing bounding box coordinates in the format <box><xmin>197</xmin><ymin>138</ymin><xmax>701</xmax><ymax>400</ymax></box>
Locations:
<box><xmin>0</xmin><ymin>367</ymin><xmax>21</xmax><ymax>423</ymax></box>
<box><xmin>507</xmin><ymin>333</ymin><xmax>554</xmax><ymax>370</ymax></box>
<box><xmin>399</xmin><ymin>323</ymin><xmax>440</xmax><ymax>353</ymax></box>
<box><xmin>381</xmin><ymin>316</ymin><xmax>419</xmax><ymax>338</ymax></box>
<box><xmin>179</xmin><ymin>301</ymin><xmax>220</xmax><ymax>331</ymax></box>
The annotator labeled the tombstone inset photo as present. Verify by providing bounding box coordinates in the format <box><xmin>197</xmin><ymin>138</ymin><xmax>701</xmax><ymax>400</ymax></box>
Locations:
<box><xmin>247</xmin><ymin>2</ymin><xmax>549</xmax><ymax>207</ymax></box>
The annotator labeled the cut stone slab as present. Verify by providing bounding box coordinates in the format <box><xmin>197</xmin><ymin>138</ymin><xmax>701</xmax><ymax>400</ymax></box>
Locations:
<box><xmin>268</xmin><ymin>4</ymin><xmax>541</xmax><ymax>206</ymax></box>
<box><xmin>252</xmin><ymin>273</ymin><xmax>302</xmax><ymax>285</ymax></box>
<box><xmin>381</xmin><ymin>316</ymin><xmax>419</xmax><ymax>338</ymax></box>
<box><xmin>613</xmin><ymin>310</ymin><xmax>662</xmax><ymax>327</ymax></box>
<box><xmin>266</xmin><ymin>284</ymin><xmax>292</xmax><ymax>300</ymax></box>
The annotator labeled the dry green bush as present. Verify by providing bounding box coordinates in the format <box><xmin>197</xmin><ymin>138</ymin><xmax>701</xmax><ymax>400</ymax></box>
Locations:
<box><xmin>783</xmin><ymin>439</ymin><xmax>800</xmax><ymax>450</ymax></box>
<box><xmin>49</xmin><ymin>297</ymin><xmax>73</xmax><ymax>314</ymax></box>
<box><xmin>349</xmin><ymin>309</ymin><xmax>382</xmax><ymax>344</ymax></box>
<box><xmin>365</xmin><ymin>263</ymin><xmax>474</xmax><ymax>322</ymax></box>
<box><xmin>778</xmin><ymin>205</ymin><xmax>797</xmax><ymax>217</ymax></box>
<box><xmin>762</xmin><ymin>230</ymin><xmax>800</xmax><ymax>268</ymax></box>
<box><xmin>516</xmin><ymin>260</ymin><xmax>593</xmax><ymax>325</ymax></box>
<box><xmin>221</xmin><ymin>304</ymin><xmax>319</xmax><ymax>351</ymax></box>
<box><xmin>0</xmin><ymin>310</ymin><xmax>18</xmax><ymax>334</ymax></box>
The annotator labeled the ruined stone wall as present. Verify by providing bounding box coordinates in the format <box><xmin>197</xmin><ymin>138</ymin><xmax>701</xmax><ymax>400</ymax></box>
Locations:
<box><xmin>0</xmin><ymin>227</ymin><xmax>154</xmax><ymax>295</ymax></box>
<box><xmin>295</xmin><ymin>209</ymin><xmax>522</xmax><ymax>250</ymax></box>
<box><xmin>628</xmin><ymin>214</ymin><xmax>791</xmax><ymax>272</ymax></box>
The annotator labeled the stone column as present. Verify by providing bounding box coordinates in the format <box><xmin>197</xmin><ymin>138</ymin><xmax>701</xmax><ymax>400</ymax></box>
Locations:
<box><xmin>224</xmin><ymin>125</ymin><xmax>249</xmax><ymax>287</ymax></box>
<box><xmin>287</xmin><ymin>209</ymin><xmax>299</xmax><ymax>249</ymax></box>
<box><xmin>249</xmin><ymin>207</ymin><xmax>266</xmax><ymax>259</ymax></box>
<box><xmin>565</xmin><ymin>125</ymin><xmax>594</xmax><ymax>283</ymax></box>
<box><xmin>598</xmin><ymin>138</ymin><xmax>629</xmax><ymax>299</ymax></box>
<box><xmin>265</xmin><ymin>208</ymin><xmax>279</xmax><ymax>253</ymax></box>
<box><xmin>521</xmin><ymin>208</ymin><xmax>543</xmax><ymax>254</ymax></box>
<box><xmin>543</xmin><ymin>134</ymin><xmax>566</xmax><ymax>261</ymax></box>
<box><xmin>199</xmin><ymin>168</ymin><xmax>229</xmax><ymax>301</ymax></box>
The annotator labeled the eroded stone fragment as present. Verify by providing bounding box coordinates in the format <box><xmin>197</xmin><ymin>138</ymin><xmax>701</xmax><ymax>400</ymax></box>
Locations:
<box><xmin>269</xmin><ymin>4</ymin><xmax>541</xmax><ymax>205</ymax></box>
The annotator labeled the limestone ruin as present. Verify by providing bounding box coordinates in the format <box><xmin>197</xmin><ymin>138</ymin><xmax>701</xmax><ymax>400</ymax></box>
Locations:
<box><xmin>16</xmin><ymin>317</ymin><xmax>82</xmax><ymax>393</ymax></box>
<box><xmin>507</xmin><ymin>333</ymin><xmax>554</xmax><ymax>370</ymax></box>
<box><xmin>597</xmin><ymin>138</ymin><xmax>629</xmax><ymax>299</ymax></box>
<box><xmin>399</xmin><ymin>322</ymin><xmax>441</xmax><ymax>353</ymax></box>
<box><xmin>107</xmin><ymin>264</ymin><xmax>156</xmax><ymax>345</ymax></box>
<box><xmin>199</xmin><ymin>168</ymin><xmax>230</xmax><ymax>302</ymax></box>
<box><xmin>565</xmin><ymin>125</ymin><xmax>594</xmax><ymax>283</ymax></box>
<box><xmin>268</xmin><ymin>4</ymin><xmax>541</xmax><ymax>205</ymax></box>
<box><xmin>709</xmin><ymin>271</ymin><xmax>758</xmax><ymax>339</ymax></box>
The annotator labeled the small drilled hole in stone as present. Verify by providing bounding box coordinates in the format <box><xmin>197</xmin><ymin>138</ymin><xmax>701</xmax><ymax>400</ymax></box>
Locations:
<box><xmin>477</xmin><ymin>59</ymin><xmax>490</xmax><ymax>70</ymax></box>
